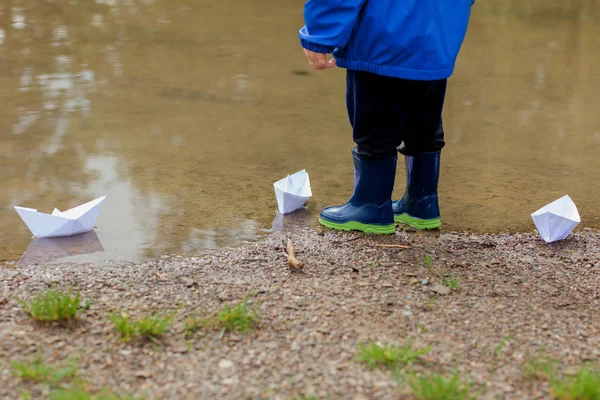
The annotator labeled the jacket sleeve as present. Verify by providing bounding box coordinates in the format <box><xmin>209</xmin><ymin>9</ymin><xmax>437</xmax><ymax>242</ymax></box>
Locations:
<box><xmin>298</xmin><ymin>0</ymin><xmax>368</xmax><ymax>54</ymax></box>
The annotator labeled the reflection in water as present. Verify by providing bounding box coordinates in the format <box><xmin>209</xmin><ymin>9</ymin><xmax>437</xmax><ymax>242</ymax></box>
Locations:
<box><xmin>11</xmin><ymin>10</ymin><xmax>26</xmax><ymax>30</ymax></box>
<box><xmin>19</xmin><ymin>231</ymin><xmax>104</xmax><ymax>266</ymax></box>
<box><xmin>1</xmin><ymin>1</ymin><xmax>600</xmax><ymax>264</ymax></box>
<box><xmin>271</xmin><ymin>208</ymin><xmax>312</xmax><ymax>233</ymax></box>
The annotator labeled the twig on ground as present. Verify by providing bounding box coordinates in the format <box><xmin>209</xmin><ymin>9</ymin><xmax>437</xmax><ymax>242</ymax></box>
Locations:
<box><xmin>285</xmin><ymin>238</ymin><xmax>304</xmax><ymax>271</ymax></box>
<box><xmin>374</xmin><ymin>244</ymin><xmax>410</xmax><ymax>249</ymax></box>
<box><xmin>154</xmin><ymin>272</ymin><xmax>168</xmax><ymax>280</ymax></box>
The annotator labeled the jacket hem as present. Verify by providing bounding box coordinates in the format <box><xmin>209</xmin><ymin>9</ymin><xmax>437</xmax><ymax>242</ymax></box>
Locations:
<box><xmin>336</xmin><ymin>58</ymin><xmax>455</xmax><ymax>80</ymax></box>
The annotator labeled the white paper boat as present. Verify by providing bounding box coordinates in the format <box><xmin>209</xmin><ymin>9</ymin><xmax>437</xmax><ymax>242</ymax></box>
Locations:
<box><xmin>273</xmin><ymin>169</ymin><xmax>312</xmax><ymax>214</ymax></box>
<box><xmin>14</xmin><ymin>196</ymin><xmax>106</xmax><ymax>238</ymax></box>
<box><xmin>531</xmin><ymin>195</ymin><xmax>580</xmax><ymax>243</ymax></box>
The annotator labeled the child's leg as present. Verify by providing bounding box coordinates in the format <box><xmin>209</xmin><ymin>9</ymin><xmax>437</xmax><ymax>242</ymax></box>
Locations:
<box><xmin>398</xmin><ymin>79</ymin><xmax>447</xmax><ymax>156</ymax></box>
<box><xmin>392</xmin><ymin>79</ymin><xmax>447</xmax><ymax>230</ymax></box>
<box><xmin>347</xmin><ymin>70</ymin><xmax>404</xmax><ymax>159</ymax></box>
<box><xmin>318</xmin><ymin>70</ymin><xmax>406</xmax><ymax>234</ymax></box>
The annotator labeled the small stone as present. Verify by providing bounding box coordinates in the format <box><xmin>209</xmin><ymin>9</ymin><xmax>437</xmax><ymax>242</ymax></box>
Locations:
<box><xmin>119</xmin><ymin>349</ymin><xmax>132</xmax><ymax>356</ymax></box>
<box><xmin>183</xmin><ymin>279</ymin><xmax>197</xmax><ymax>288</ymax></box>
<box><xmin>421</xmin><ymin>279</ymin><xmax>430</xmax><ymax>285</ymax></box>
<box><xmin>217</xmin><ymin>293</ymin><xmax>229</xmax><ymax>301</ymax></box>
<box><xmin>135</xmin><ymin>371</ymin><xmax>151</xmax><ymax>379</ymax></box>
<box><xmin>429</xmin><ymin>284</ymin><xmax>451</xmax><ymax>295</ymax></box>
<box><xmin>172</xmin><ymin>345</ymin><xmax>189</xmax><ymax>354</ymax></box>
<box><xmin>219</xmin><ymin>359</ymin><xmax>234</xmax><ymax>370</ymax></box>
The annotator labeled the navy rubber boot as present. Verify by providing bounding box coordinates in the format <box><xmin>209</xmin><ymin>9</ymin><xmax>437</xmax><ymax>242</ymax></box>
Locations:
<box><xmin>392</xmin><ymin>151</ymin><xmax>442</xmax><ymax>229</ymax></box>
<box><xmin>319</xmin><ymin>149</ymin><xmax>396</xmax><ymax>234</ymax></box>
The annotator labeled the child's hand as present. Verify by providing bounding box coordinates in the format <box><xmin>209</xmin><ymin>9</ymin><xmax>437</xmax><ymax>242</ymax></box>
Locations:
<box><xmin>303</xmin><ymin>49</ymin><xmax>336</xmax><ymax>70</ymax></box>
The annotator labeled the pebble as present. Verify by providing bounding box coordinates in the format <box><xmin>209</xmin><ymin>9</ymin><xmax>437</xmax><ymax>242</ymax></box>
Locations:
<box><xmin>135</xmin><ymin>371</ymin><xmax>151</xmax><ymax>379</ymax></box>
<box><xmin>428</xmin><ymin>284</ymin><xmax>451</xmax><ymax>295</ymax></box>
<box><xmin>218</xmin><ymin>359</ymin><xmax>234</xmax><ymax>370</ymax></box>
<box><xmin>172</xmin><ymin>345</ymin><xmax>189</xmax><ymax>354</ymax></box>
<box><xmin>183</xmin><ymin>278</ymin><xmax>197</xmax><ymax>288</ymax></box>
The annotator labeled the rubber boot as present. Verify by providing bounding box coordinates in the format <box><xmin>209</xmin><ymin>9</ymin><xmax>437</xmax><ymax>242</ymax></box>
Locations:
<box><xmin>392</xmin><ymin>151</ymin><xmax>442</xmax><ymax>229</ymax></box>
<box><xmin>319</xmin><ymin>149</ymin><xmax>396</xmax><ymax>234</ymax></box>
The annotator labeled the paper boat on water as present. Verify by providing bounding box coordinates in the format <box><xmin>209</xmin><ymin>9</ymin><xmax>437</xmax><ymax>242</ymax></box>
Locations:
<box><xmin>14</xmin><ymin>196</ymin><xmax>106</xmax><ymax>238</ymax></box>
<box><xmin>273</xmin><ymin>169</ymin><xmax>312</xmax><ymax>214</ymax></box>
<box><xmin>531</xmin><ymin>195</ymin><xmax>580</xmax><ymax>243</ymax></box>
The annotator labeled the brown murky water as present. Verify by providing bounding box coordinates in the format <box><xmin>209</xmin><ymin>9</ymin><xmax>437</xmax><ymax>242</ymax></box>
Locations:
<box><xmin>2</xmin><ymin>1</ymin><xmax>600</xmax><ymax>264</ymax></box>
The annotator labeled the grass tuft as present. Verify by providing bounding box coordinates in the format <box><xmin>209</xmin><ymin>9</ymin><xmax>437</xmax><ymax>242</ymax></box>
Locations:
<box><xmin>108</xmin><ymin>311</ymin><xmax>138</xmax><ymax>341</ymax></box>
<box><xmin>441</xmin><ymin>274</ymin><xmax>461</xmax><ymax>290</ymax></box>
<box><xmin>215</xmin><ymin>298</ymin><xmax>258</xmax><ymax>333</ymax></box>
<box><xmin>11</xmin><ymin>356</ymin><xmax>78</xmax><ymax>384</ymax></box>
<box><xmin>109</xmin><ymin>310</ymin><xmax>174</xmax><ymax>341</ymax></box>
<box><xmin>136</xmin><ymin>312</ymin><xmax>175</xmax><ymax>339</ymax></box>
<box><xmin>408</xmin><ymin>372</ymin><xmax>474</xmax><ymax>400</ymax></box>
<box><xmin>424</xmin><ymin>255</ymin><xmax>433</xmax><ymax>271</ymax></box>
<box><xmin>18</xmin><ymin>290</ymin><xmax>90</xmax><ymax>322</ymax></box>
<box><xmin>357</xmin><ymin>339</ymin><xmax>431</xmax><ymax>370</ymax></box>
<box><xmin>524</xmin><ymin>354</ymin><xmax>556</xmax><ymax>380</ymax></box>
<box><xmin>551</xmin><ymin>365</ymin><xmax>600</xmax><ymax>400</ymax></box>
<box><xmin>50</xmin><ymin>386</ymin><xmax>142</xmax><ymax>400</ymax></box>
<box><xmin>493</xmin><ymin>334</ymin><xmax>512</xmax><ymax>357</ymax></box>
<box><xmin>184</xmin><ymin>315</ymin><xmax>207</xmax><ymax>337</ymax></box>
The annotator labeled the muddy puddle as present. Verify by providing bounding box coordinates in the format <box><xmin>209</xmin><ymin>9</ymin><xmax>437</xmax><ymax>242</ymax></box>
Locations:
<box><xmin>1</xmin><ymin>0</ymin><xmax>599</xmax><ymax>264</ymax></box>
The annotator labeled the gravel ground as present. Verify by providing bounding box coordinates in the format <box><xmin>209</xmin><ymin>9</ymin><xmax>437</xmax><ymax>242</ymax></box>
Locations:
<box><xmin>1</xmin><ymin>227</ymin><xmax>600</xmax><ymax>399</ymax></box>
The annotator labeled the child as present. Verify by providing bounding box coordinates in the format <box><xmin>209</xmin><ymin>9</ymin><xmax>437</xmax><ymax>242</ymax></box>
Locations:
<box><xmin>299</xmin><ymin>0</ymin><xmax>474</xmax><ymax>234</ymax></box>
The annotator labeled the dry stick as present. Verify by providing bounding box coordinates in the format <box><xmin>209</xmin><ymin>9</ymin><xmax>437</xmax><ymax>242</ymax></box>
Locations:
<box><xmin>155</xmin><ymin>272</ymin><xmax>168</xmax><ymax>280</ymax></box>
<box><xmin>286</xmin><ymin>238</ymin><xmax>304</xmax><ymax>270</ymax></box>
<box><xmin>374</xmin><ymin>244</ymin><xmax>410</xmax><ymax>249</ymax></box>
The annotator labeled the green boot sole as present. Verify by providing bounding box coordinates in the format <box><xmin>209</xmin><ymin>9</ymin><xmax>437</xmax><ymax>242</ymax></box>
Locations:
<box><xmin>394</xmin><ymin>213</ymin><xmax>441</xmax><ymax>230</ymax></box>
<box><xmin>319</xmin><ymin>218</ymin><xmax>396</xmax><ymax>234</ymax></box>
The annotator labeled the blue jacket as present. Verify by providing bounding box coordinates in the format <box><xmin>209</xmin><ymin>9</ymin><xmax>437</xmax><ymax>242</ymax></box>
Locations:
<box><xmin>299</xmin><ymin>0</ymin><xmax>474</xmax><ymax>80</ymax></box>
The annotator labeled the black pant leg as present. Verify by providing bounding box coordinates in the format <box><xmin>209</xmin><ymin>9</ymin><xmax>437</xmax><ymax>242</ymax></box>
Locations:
<box><xmin>346</xmin><ymin>70</ymin><xmax>404</xmax><ymax>159</ymax></box>
<box><xmin>398</xmin><ymin>79</ymin><xmax>447</xmax><ymax>156</ymax></box>
<box><xmin>346</xmin><ymin>70</ymin><xmax>447</xmax><ymax>159</ymax></box>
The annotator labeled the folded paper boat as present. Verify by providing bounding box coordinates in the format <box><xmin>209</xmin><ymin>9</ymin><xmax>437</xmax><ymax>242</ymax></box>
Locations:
<box><xmin>531</xmin><ymin>195</ymin><xmax>580</xmax><ymax>243</ymax></box>
<box><xmin>273</xmin><ymin>169</ymin><xmax>312</xmax><ymax>214</ymax></box>
<box><xmin>14</xmin><ymin>196</ymin><xmax>106</xmax><ymax>238</ymax></box>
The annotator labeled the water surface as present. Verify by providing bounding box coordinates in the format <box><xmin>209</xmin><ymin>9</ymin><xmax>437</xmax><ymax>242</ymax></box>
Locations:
<box><xmin>2</xmin><ymin>1</ymin><xmax>599</xmax><ymax>264</ymax></box>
